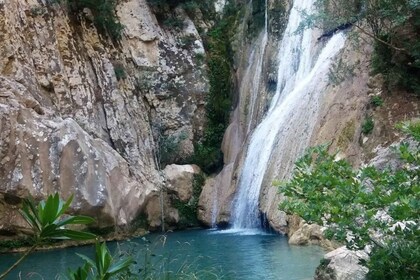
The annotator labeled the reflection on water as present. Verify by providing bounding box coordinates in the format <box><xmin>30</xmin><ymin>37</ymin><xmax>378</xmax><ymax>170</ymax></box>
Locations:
<box><xmin>0</xmin><ymin>229</ymin><xmax>325</xmax><ymax>279</ymax></box>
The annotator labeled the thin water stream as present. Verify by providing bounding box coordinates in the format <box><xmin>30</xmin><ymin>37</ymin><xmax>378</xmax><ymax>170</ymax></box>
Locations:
<box><xmin>0</xmin><ymin>230</ymin><xmax>325</xmax><ymax>279</ymax></box>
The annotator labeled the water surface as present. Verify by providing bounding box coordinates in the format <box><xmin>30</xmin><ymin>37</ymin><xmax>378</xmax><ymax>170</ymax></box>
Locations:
<box><xmin>0</xmin><ymin>229</ymin><xmax>325</xmax><ymax>279</ymax></box>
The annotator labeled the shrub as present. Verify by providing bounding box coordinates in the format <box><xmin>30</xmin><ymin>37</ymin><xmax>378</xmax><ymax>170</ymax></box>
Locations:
<box><xmin>361</xmin><ymin>116</ymin><xmax>374</xmax><ymax>134</ymax></box>
<box><xmin>298</xmin><ymin>0</ymin><xmax>420</xmax><ymax>95</ymax></box>
<box><xmin>367</xmin><ymin>234</ymin><xmax>420</xmax><ymax>280</ymax></box>
<box><xmin>193</xmin><ymin>2</ymin><xmax>240</xmax><ymax>173</ymax></box>
<box><xmin>157</xmin><ymin>131</ymin><xmax>188</xmax><ymax>167</ymax></box>
<box><xmin>278</xmin><ymin>120</ymin><xmax>420</xmax><ymax>278</ymax></box>
<box><xmin>114</xmin><ymin>64</ymin><xmax>126</xmax><ymax>80</ymax></box>
<box><xmin>163</xmin><ymin>16</ymin><xmax>185</xmax><ymax>29</ymax></box>
<box><xmin>61</xmin><ymin>0</ymin><xmax>124</xmax><ymax>41</ymax></box>
<box><xmin>370</xmin><ymin>95</ymin><xmax>384</xmax><ymax>107</ymax></box>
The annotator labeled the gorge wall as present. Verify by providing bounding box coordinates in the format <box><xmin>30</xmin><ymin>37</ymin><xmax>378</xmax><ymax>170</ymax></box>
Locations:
<box><xmin>0</xmin><ymin>0</ymin><xmax>209</xmax><ymax>236</ymax></box>
<box><xmin>1</xmin><ymin>0</ymin><xmax>418</xmax><ymax>240</ymax></box>
<box><xmin>198</xmin><ymin>0</ymin><xmax>419</xmax><ymax>234</ymax></box>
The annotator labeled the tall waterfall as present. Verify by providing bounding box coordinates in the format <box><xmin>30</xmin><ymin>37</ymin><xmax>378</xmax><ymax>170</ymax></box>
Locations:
<box><xmin>245</xmin><ymin>0</ymin><xmax>268</xmax><ymax>134</ymax></box>
<box><xmin>231</xmin><ymin>0</ymin><xmax>347</xmax><ymax>229</ymax></box>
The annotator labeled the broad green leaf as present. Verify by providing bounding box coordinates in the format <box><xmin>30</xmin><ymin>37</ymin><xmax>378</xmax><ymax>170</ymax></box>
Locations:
<box><xmin>107</xmin><ymin>256</ymin><xmax>133</xmax><ymax>275</ymax></box>
<box><xmin>56</xmin><ymin>215</ymin><xmax>95</xmax><ymax>228</ymax></box>
<box><xmin>40</xmin><ymin>223</ymin><xmax>59</xmax><ymax>238</ymax></box>
<box><xmin>42</xmin><ymin>193</ymin><xmax>59</xmax><ymax>225</ymax></box>
<box><xmin>20</xmin><ymin>203</ymin><xmax>40</xmax><ymax>232</ymax></box>
<box><xmin>55</xmin><ymin>229</ymin><xmax>96</xmax><ymax>240</ymax></box>
<box><xmin>57</xmin><ymin>194</ymin><xmax>74</xmax><ymax>218</ymax></box>
<box><xmin>76</xmin><ymin>253</ymin><xmax>96</xmax><ymax>268</ymax></box>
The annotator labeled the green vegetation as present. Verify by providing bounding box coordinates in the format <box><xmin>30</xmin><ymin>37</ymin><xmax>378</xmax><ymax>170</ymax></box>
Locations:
<box><xmin>1</xmin><ymin>193</ymin><xmax>220</xmax><ymax>279</ymax></box>
<box><xmin>0</xmin><ymin>238</ymin><xmax>34</xmax><ymax>251</ymax></box>
<box><xmin>114</xmin><ymin>63</ymin><xmax>126</xmax><ymax>81</ymax></box>
<box><xmin>299</xmin><ymin>0</ymin><xmax>420</xmax><ymax>94</ymax></box>
<box><xmin>147</xmin><ymin>0</ymin><xmax>215</xmax><ymax>30</ymax></box>
<box><xmin>0</xmin><ymin>194</ymin><xmax>95</xmax><ymax>279</ymax></box>
<box><xmin>193</xmin><ymin>2</ymin><xmax>240</xmax><ymax>173</ymax></box>
<box><xmin>278</xmin><ymin>120</ymin><xmax>420</xmax><ymax>279</ymax></box>
<box><xmin>370</xmin><ymin>95</ymin><xmax>384</xmax><ymax>107</ymax></box>
<box><xmin>173</xmin><ymin>173</ymin><xmax>205</xmax><ymax>228</ymax></box>
<box><xmin>361</xmin><ymin>116</ymin><xmax>374</xmax><ymax>134</ymax></box>
<box><xmin>157</xmin><ymin>131</ymin><xmax>188</xmax><ymax>167</ymax></box>
<box><xmin>54</xmin><ymin>0</ymin><xmax>123</xmax><ymax>41</ymax></box>
<box><xmin>67</xmin><ymin>241</ymin><xmax>133</xmax><ymax>280</ymax></box>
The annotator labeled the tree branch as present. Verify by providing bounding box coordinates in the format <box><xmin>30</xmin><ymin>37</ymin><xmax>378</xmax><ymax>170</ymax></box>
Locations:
<box><xmin>0</xmin><ymin>244</ymin><xmax>38</xmax><ymax>279</ymax></box>
<box><xmin>352</xmin><ymin>23</ymin><xmax>406</xmax><ymax>52</ymax></box>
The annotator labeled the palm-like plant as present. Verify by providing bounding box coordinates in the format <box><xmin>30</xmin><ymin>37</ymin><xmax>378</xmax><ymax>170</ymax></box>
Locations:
<box><xmin>0</xmin><ymin>193</ymin><xmax>96</xmax><ymax>279</ymax></box>
<box><xmin>67</xmin><ymin>241</ymin><xmax>133</xmax><ymax>280</ymax></box>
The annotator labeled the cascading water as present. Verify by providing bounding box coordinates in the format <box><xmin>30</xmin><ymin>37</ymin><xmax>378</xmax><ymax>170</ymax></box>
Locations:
<box><xmin>231</xmin><ymin>0</ymin><xmax>347</xmax><ymax>229</ymax></box>
<box><xmin>210</xmin><ymin>0</ymin><xmax>269</xmax><ymax>227</ymax></box>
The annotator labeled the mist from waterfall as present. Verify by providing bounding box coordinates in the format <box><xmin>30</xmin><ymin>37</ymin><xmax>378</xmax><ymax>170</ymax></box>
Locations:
<box><xmin>231</xmin><ymin>0</ymin><xmax>346</xmax><ymax>229</ymax></box>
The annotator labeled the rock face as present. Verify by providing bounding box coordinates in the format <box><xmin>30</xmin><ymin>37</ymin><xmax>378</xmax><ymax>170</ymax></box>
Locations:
<box><xmin>199</xmin><ymin>0</ymin><xmax>419</xmax><ymax>240</ymax></box>
<box><xmin>287</xmin><ymin>216</ymin><xmax>337</xmax><ymax>250</ymax></box>
<box><xmin>146</xmin><ymin>164</ymin><xmax>202</xmax><ymax>230</ymax></box>
<box><xmin>164</xmin><ymin>164</ymin><xmax>201</xmax><ymax>202</ymax></box>
<box><xmin>314</xmin><ymin>247</ymin><xmax>369</xmax><ymax>280</ymax></box>
<box><xmin>197</xmin><ymin>0</ymin><xmax>291</xmax><ymax>228</ymax></box>
<box><xmin>0</xmin><ymin>0</ymin><xmax>209</xmax><ymax>234</ymax></box>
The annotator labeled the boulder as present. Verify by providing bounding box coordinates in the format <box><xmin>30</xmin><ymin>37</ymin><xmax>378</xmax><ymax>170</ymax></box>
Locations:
<box><xmin>315</xmin><ymin>247</ymin><xmax>369</xmax><ymax>280</ymax></box>
<box><xmin>163</xmin><ymin>164</ymin><xmax>201</xmax><ymax>202</ymax></box>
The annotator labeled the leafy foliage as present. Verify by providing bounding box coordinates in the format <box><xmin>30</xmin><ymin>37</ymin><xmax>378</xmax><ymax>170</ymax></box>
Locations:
<box><xmin>278</xmin><ymin>120</ymin><xmax>420</xmax><ymax>278</ymax></box>
<box><xmin>370</xmin><ymin>95</ymin><xmax>384</xmax><ymax>107</ymax></box>
<box><xmin>361</xmin><ymin>116</ymin><xmax>374</xmax><ymax>134</ymax></box>
<box><xmin>298</xmin><ymin>0</ymin><xmax>420</xmax><ymax>94</ymax></box>
<box><xmin>56</xmin><ymin>0</ymin><xmax>123</xmax><ymax>41</ymax></box>
<box><xmin>20</xmin><ymin>193</ymin><xmax>95</xmax><ymax>242</ymax></box>
<box><xmin>193</xmin><ymin>2</ymin><xmax>240</xmax><ymax>173</ymax></box>
<box><xmin>0</xmin><ymin>193</ymin><xmax>95</xmax><ymax>279</ymax></box>
<box><xmin>366</xmin><ymin>232</ymin><xmax>420</xmax><ymax>280</ymax></box>
<box><xmin>67</xmin><ymin>241</ymin><xmax>133</xmax><ymax>280</ymax></box>
<box><xmin>157</xmin><ymin>130</ymin><xmax>188</xmax><ymax>168</ymax></box>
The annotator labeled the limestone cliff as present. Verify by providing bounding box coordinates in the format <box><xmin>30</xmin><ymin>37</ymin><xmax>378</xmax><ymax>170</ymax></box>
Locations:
<box><xmin>0</xmin><ymin>0</ymin><xmax>209</xmax><ymax>236</ymax></box>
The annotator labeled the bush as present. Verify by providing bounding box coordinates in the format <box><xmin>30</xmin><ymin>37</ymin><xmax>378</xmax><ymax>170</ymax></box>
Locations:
<box><xmin>114</xmin><ymin>64</ymin><xmax>126</xmax><ymax>80</ymax></box>
<box><xmin>362</xmin><ymin>116</ymin><xmax>374</xmax><ymax>134</ymax></box>
<box><xmin>367</xmin><ymin>234</ymin><xmax>420</xmax><ymax>280</ymax></box>
<box><xmin>63</xmin><ymin>0</ymin><xmax>123</xmax><ymax>41</ymax></box>
<box><xmin>193</xmin><ymin>2</ymin><xmax>240</xmax><ymax>173</ymax></box>
<box><xmin>158</xmin><ymin>132</ymin><xmax>187</xmax><ymax>167</ymax></box>
<box><xmin>278</xmin><ymin>120</ymin><xmax>420</xmax><ymax>278</ymax></box>
<box><xmin>370</xmin><ymin>95</ymin><xmax>384</xmax><ymax>107</ymax></box>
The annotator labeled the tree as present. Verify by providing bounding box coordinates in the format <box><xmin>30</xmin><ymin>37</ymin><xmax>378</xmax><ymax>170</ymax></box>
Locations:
<box><xmin>278</xmin><ymin>120</ymin><xmax>420</xmax><ymax>279</ymax></box>
<box><xmin>299</xmin><ymin>0</ymin><xmax>420</xmax><ymax>93</ymax></box>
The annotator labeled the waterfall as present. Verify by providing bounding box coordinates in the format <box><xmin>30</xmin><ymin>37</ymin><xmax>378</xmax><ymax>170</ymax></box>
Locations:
<box><xmin>231</xmin><ymin>0</ymin><xmax>347</xmax><ymax>229</ymax></box>
<box><xmin>245</xmin><ymin>0</ymin><xmax>268</xmax><ymax>134</ymax></box>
